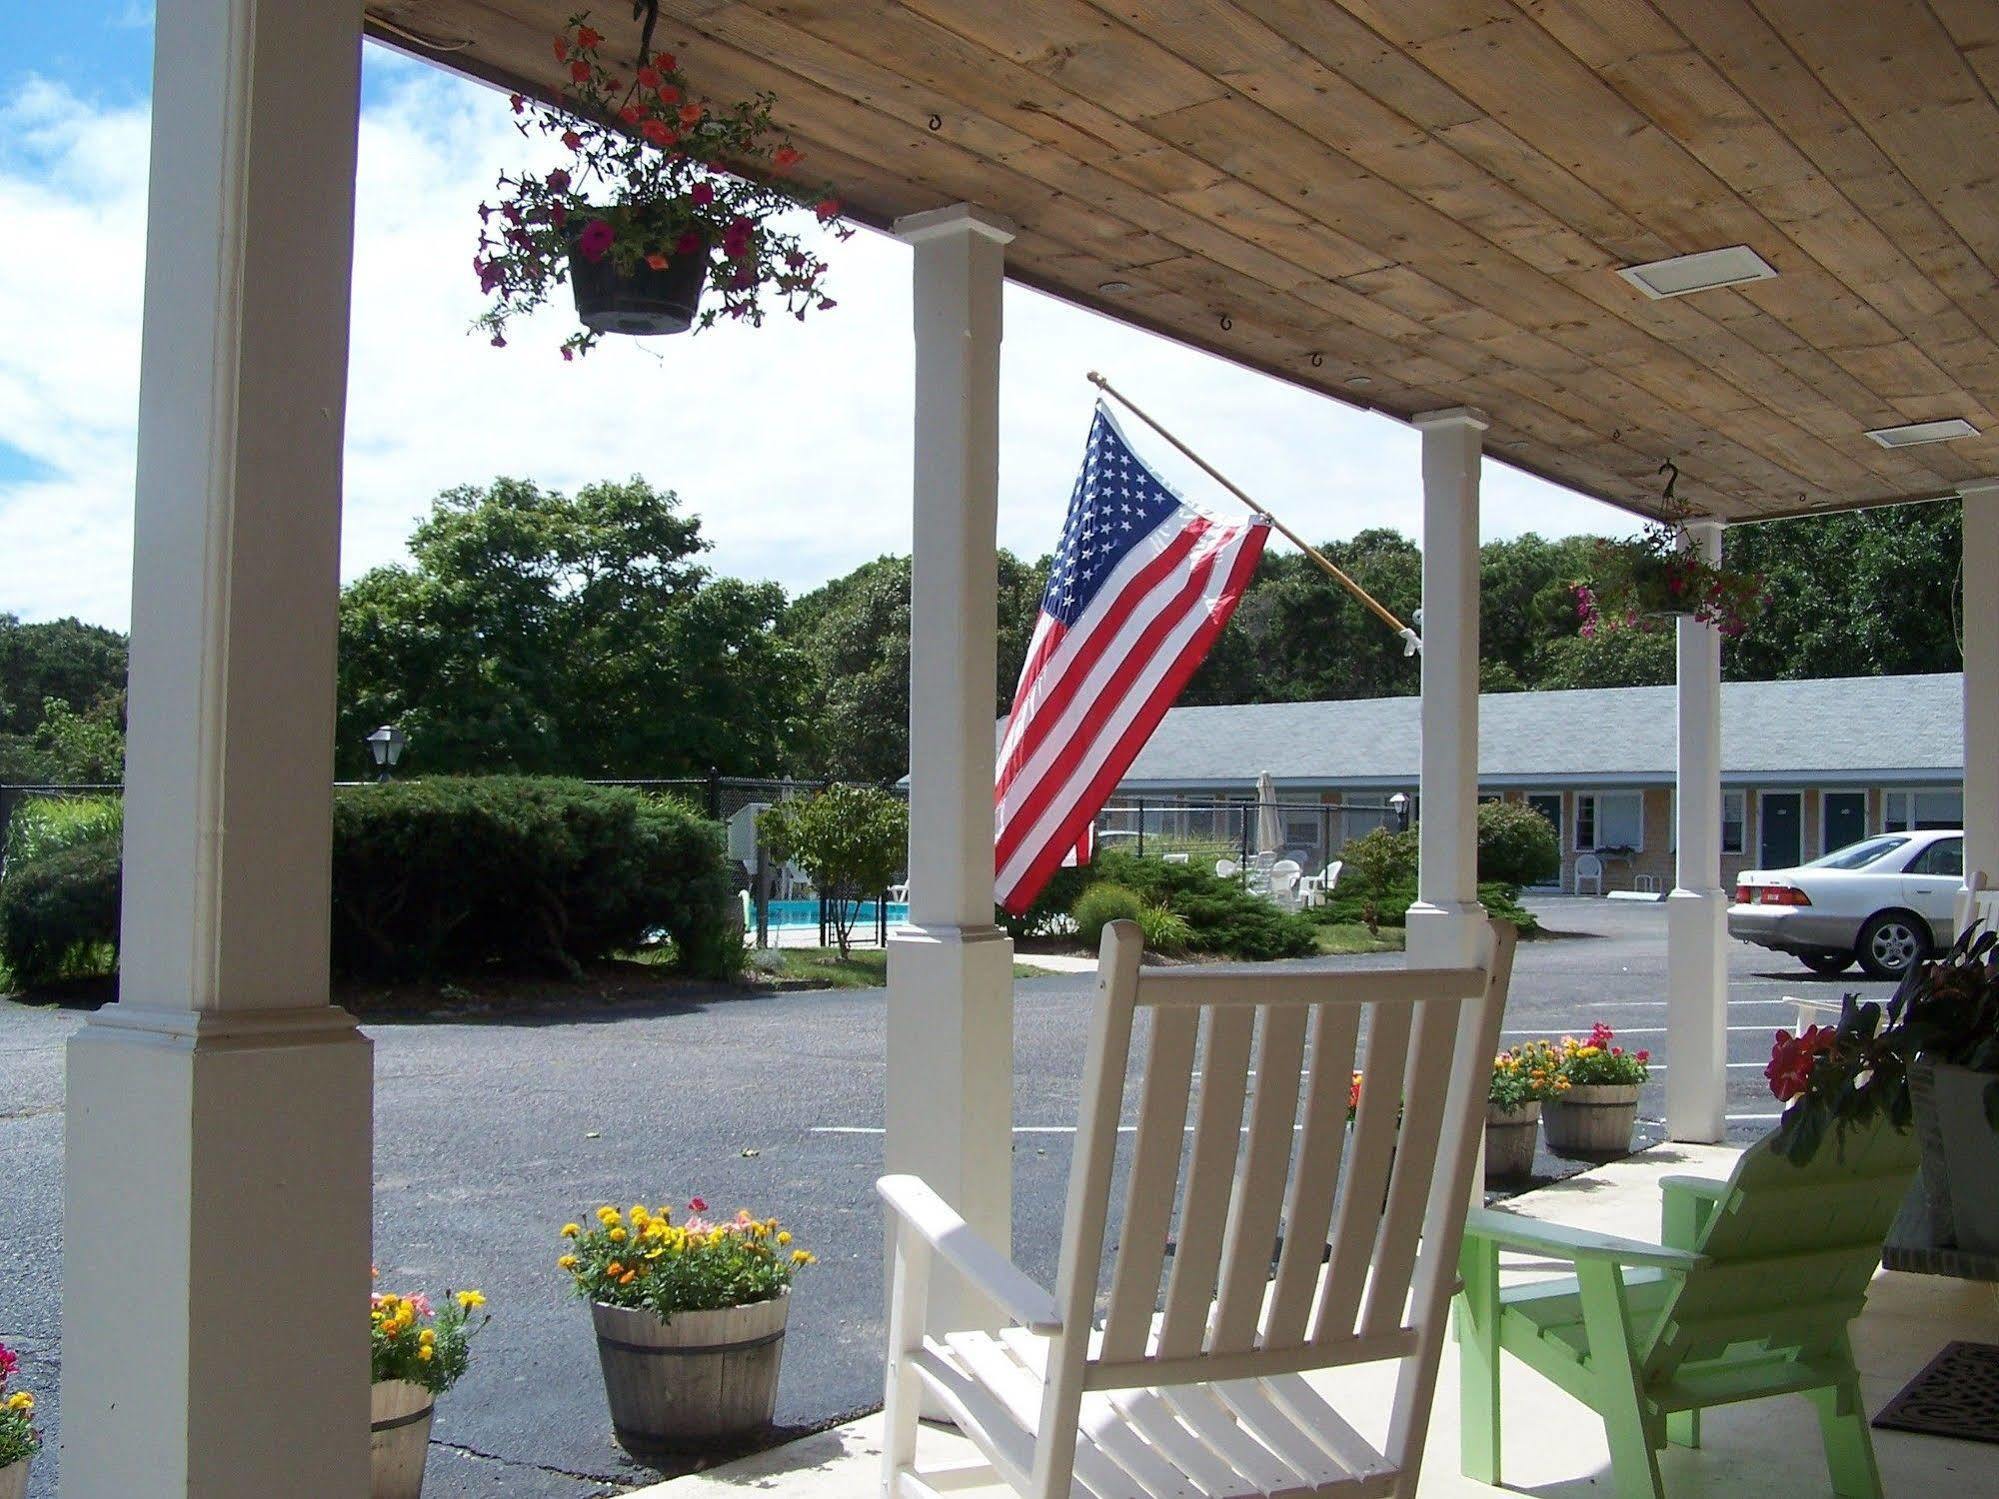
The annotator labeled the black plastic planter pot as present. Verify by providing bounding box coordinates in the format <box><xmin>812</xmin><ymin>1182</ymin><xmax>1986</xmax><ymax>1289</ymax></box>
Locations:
<box><xmin>568</xmin><ymin>240</ymin><xmax>708</xmax><ymax>336</ymax></box>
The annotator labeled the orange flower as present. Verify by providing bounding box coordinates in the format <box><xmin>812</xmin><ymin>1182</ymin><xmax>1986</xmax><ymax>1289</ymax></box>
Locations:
<box><xmin>645</xmin><ymin>252</ymin><xmax>670</xmax><ymax>270</ymax></box>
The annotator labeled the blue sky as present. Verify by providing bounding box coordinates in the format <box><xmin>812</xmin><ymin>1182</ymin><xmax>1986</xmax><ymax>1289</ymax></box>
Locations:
<box><xmin>0</xmin><ymin>2</ymin><xmax>1637</xmax><ymax>629</ymax></box>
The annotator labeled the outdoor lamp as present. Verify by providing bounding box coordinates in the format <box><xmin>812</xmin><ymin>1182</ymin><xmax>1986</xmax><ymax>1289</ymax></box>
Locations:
<box><xmin>1390</xmin><ymin>791</ymin><xmax>1410</xmax><ymax>831</ymax></box>
<box><xmin>366</xmin><ymin>724</ymin><xmax>406</xmax><ymax>783</ymax></box>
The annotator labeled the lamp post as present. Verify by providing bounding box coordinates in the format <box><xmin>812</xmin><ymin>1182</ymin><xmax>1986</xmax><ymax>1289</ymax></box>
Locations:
<box><xmin>1390</xmin><ymin>791</ymin><xmax>1410</xmax><ymax>832</ymax></box>
<box><xmin>365</xmin><ymin>724</ymin><xmax>406</xmax><ymax>784</ymax></box>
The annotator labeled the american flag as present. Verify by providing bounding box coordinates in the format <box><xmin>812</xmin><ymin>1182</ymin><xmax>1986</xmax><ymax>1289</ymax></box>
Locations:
<box><xmin>995</xmin><ymin>403</ymin><xmax>1270</xmax><ymax>913</ymax></box>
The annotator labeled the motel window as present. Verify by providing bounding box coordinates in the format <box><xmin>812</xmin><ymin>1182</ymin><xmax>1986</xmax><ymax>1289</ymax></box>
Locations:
<box><xmin>1722</xmin><ymin>790</ymin><xmax>1745</xmax><ymax>855</ymax></box>
<box><xmin>1882</xmin><ymin>789</ymin><xmax>1962</xmax><ymax>833</ymax></box>
<box><xmin>1576</xmin><ymin>791</ymin><xmax>1643</xmax><ymax>852</ymax></box>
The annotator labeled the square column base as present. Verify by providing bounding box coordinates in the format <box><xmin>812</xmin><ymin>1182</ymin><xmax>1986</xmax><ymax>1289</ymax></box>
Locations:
<box><xmin>1665</xmin><ymin>888</ymin><xmax>1729</xmax><ymax>1143</ymax></box>
<box><xmin>1406</xmin><ymin>899</ymin><xmax>1490</xmax><ymax>968</ymax></box>
<box><xmin>62</xmin><ymin>1005</ymin><xmax>373</xmax><ymax>1498</ymax></box>
<box><xmin>885</xmin><ymin>924</ymin><xmax>1014</xmax><ymax>1335</ymax></box>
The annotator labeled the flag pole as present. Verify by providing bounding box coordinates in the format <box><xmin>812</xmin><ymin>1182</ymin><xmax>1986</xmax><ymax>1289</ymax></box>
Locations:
<box><xmin>1087</xmin><ymin>371</ymin><xmax>1422</xmax><ymax>654</ymax></box>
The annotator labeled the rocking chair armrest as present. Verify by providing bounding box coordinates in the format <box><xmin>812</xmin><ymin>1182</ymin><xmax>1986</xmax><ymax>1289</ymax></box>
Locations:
<box><xmin>1658</xmin><ymin>1175</ymin><xmax>1730</xmax><ymax>1202</ymax></box>
<box><xmin>1464</xmin><ymin>1207</ymin><xmax>1708</xmax><ymax>1272</ymax></box>
<box><xmin>877</xmin><ymin>1175</ymin><xmax>1063</xmax><ymax>1333</ymax></box>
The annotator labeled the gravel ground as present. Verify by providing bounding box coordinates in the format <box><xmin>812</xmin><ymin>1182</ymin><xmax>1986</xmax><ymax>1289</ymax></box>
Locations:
<box><xmin>0</xmin><ymin>896</ymin><xmax>1896</xmax><ymax>1496</ymax></box>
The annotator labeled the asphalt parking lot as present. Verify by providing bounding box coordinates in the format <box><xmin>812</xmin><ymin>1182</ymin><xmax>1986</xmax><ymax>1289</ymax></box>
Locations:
<box><xmin>0</xmin><ymin>896</ymin><xmax>1899</xmax><ymax>1496</ymax></box>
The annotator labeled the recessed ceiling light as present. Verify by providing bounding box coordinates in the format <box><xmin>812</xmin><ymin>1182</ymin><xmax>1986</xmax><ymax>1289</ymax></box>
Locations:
<box><xmin>1864</xmin><ymin>417</ymin><xmax>1981</xmax><ymax>448</ymax></box>
<box><xmin>1617</xmin><ymin>245</ymin><xmax>1778</xmax><ymax>300</ymax></box>
<box><xmin>1096</xmin><ymin>280</ymin><xmax>1133</xmax><ymax>294</ymax></box>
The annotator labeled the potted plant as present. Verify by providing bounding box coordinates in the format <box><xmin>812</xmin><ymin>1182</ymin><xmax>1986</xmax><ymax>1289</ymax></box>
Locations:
<box><xmin>0</xmin><ymin>1345</ymin><xmax>38</xmax><ymax>1499</ymax></box>
<box><xmin>1768</xmin><ymin>927</ymin><xmax>1999</xmax><ymax>1248</ymax></box>
<box><xmin>1572</xmin><ymin>518</ymin><xmax>1764</xmax><ymax>639</ymax></box>
<box><xmin>1542</xmin><ymin>1023</ymin><xmax>1651</xmax><ymax>1156</ymax></box>
<box><xmin>475</xmin><ymin>13</ymin><xmax>851</xmax><ymax>355</ymax></box>
<box><xmin>1486</xmin><ymin>1039</ymin><xmax>1569</xmax><ymax>1180</ymax></box>
<box><xmin>559</xmin><ymin>1198</ymin><xmax>813</xmax><ymax>1462</ymax></box>
<box><xmin>369</xmin><ymin>1282</ymin><xmax>489</xmax><ymax>1499</ymax></box>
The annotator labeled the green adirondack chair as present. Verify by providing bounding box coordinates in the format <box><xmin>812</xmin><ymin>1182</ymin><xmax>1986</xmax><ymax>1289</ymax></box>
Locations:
<box><xmin>1454</xmin><ymin>1118</ymin><xmax>1919</xmax><ymax>1498</ymax></box>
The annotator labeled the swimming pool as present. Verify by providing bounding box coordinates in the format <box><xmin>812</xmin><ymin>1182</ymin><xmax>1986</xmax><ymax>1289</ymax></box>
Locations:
<box><xmin>763</xmin><ymin>898</ymin><xmax>911</xmax><ymax>929</ymax></box>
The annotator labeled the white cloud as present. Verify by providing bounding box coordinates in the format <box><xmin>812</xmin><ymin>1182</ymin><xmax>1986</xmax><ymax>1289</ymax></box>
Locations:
<box><xmin>0</xmin><ymin>53</ymin><xmax>1636</xmax><ymax>631</ymax></box>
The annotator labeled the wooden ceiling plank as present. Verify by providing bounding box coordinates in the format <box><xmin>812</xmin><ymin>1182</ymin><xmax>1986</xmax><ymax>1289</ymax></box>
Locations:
<box><xmin>1750</xmin><ymin>0</ymin><xmax>1999</xmax><ymax>280</ymax></box>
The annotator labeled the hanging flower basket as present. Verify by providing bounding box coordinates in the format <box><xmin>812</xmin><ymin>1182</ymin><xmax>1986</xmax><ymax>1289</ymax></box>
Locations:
<box><xmin>1572</xmin><ymin>525</ymin><xmax>1765</xmax><ymax>639</ymax></box>
<box><xmin>475</xmin><ymin>13</ymin><xmax>851</xmax><ymax>357</ymax></box>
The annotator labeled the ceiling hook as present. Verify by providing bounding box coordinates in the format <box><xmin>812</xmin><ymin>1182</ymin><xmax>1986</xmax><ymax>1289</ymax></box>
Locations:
<box><xmin>1309</xmin><ymin>352</ymin><xmax>1324</xmax><ymax>368</ymax></box>
<box><xmin>1219</xmin><ymin>314</ymin><xmax>1233</xmax><ymax>331</ymax></box>
<box><xmin>927</xmin><ymin>113</ymin><xmax>942</xmax><ymax>131</ymax></box>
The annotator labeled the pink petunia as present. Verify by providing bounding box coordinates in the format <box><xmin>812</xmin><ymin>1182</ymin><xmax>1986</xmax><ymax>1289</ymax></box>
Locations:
<box><xmin>577</xmin><ymin>219</ymin><xmax>615</xmax><ymax>262</ymax></box>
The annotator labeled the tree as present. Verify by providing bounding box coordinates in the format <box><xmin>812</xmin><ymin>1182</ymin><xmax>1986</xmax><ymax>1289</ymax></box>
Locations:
<box><xmin>784</xmin><ymin>550</ymin><xmax>1045</xmax><ymax>781</ymax></box>
<box><xmin>1477</xmin><ymin>799</ymin><xmax>1560</xmax><ymax>886</ymax></box>
<box><xmin>756</xmin><ymin>784</ymin><xmax>908</xmax><ymax>958</ymax></box>
<box><xmin>336</xmin><ymin>477</ymin><xmax>814</xmax><ymax>778</ymax></box>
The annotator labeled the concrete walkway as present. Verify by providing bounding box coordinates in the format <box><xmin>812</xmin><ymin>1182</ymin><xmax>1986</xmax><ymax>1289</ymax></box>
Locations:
<box><xmin>629</xmin><ymin>1142</ymin><xmax>1999</xmax><ymax>1499</ymax></box>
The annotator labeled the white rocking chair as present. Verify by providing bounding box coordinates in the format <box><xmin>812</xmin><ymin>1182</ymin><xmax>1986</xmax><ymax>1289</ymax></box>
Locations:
<box><xmin>880</xmin><ymin>918</ymin><xmax>1519</xmax><ymax>1499</ymax></box>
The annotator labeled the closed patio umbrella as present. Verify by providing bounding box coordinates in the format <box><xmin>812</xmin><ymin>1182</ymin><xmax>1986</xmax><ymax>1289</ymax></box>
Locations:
<box><xmin>1256</xmin><ymin>770</ymin><xmax>1282</xmax><ymax>857</ymax></box>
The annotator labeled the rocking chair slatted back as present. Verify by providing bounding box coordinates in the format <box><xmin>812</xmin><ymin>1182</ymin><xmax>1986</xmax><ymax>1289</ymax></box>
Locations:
<box><xmin>1643</xmin><ymin>1120</ymin><xmax>1919</xmax><ymax>1379</ymax></box>
<box><xmin>1062</xmin><ymin>921</ymin><xmax>1517</xmax><ymax>1397</ymax></box>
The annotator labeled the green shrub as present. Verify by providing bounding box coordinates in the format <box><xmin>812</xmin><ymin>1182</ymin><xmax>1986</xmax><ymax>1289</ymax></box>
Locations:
<box><xmin>331</xmin><ymin>777</ymin><xmax>735</xmax><ymax>980</ymax></box>
<box><xmin>4</xmin><ymin>794</ymin><xmax>122</xmax><ymax>870</ymax></box>
<box><xmin>757</xmin><ymin>784</ymin><xmax>906</xmax><ymax>958</ymax></box>
<box><xmin>1089</xmin><ymin>852</ymin><xmax>1316</xmax><ymax>961</ymax></box>
<box><xmin>0</xmin><ymin>831</ymin><xmax>121</xmax><ymax>986</ymax></box>
<box><xmin>1136</xmin><ymin>903</ymin><xmax>1192</xmax><ymax>955</ymax></box>
<box><xmin>1476</xmin><ymin>800</ymin><xmax>1561</xmax><ymax>886</ymax></box>
<box><xmin>1071</xmin><ymin>882</ymin><xmax>1147</xmax><ymax>947</ymax></box>
<box><xmin>998</xmin><ymin>863</ymin><xmax>1090</xmax><ymax>941</ymax></box>
<box><xmin>1314</xmin><ymin>876</ymin><xmax>1538</xmax><ymax>936</ymax></box>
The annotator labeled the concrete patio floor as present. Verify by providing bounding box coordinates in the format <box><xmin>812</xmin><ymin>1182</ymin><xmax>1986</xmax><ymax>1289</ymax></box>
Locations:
<box><xmin>629</xmin><ymin>1143</ymin><xmax>1999</xmax><ymax>1499</ymax></box>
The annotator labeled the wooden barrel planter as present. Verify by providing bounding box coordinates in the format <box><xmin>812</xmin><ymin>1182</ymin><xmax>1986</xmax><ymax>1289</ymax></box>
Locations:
<box><xmin>0</xmin><ymin>1457</ymin><xmax>28</xmax><ymax>1499</ymax></box>
<box><xmin>368</xmin><ymin>1379</ymin><xmax>434</xmax><ymax>1499</ymax></box>
<box><xmin>568</xmin><ymin>227</ymin><xmax>709</xmax><ymax>337</ymax></box>
<box><xmin>1484</xmin><ymin>1101</ymin><xmax>1540</xmax><ymax>1181</ymax></box>
<box><xmin>1543</xmin><ymin>1083</ymin><xmax>1642</xmax><ymax>1157</ymax></box>
<box><xmin>591</xmin><ymin>1292</ymin><xmax>788</xmax><ymax>1463</ymax></box>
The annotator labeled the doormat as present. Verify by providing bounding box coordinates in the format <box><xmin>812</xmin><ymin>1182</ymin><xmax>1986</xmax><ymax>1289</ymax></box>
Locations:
<box><xmin>1872</xmin><ymin>1341</ymin><xmax>1999</xmax><ymax>1444</ymax></box>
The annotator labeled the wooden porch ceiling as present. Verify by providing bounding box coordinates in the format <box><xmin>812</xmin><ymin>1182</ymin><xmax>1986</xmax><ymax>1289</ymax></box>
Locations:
<box><xmin>369</xmin><ymin>0</ymin><xmax>1999</xmax><ymax>525</ymax></box>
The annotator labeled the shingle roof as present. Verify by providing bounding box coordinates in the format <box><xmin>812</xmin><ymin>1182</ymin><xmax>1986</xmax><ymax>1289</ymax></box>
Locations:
<box><xmin>1108</xmin><ymin>673</ymin><xmax>1963</xmax><ymax>791</ymax></box>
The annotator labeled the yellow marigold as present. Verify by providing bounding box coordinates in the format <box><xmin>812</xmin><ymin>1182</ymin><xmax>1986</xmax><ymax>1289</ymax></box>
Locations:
<box><xmin>419</xmin><ymin>1328</ymin><xmax>437</xmax><ymax>1346</ymax></box>
<box><xmin>558</xmin><ymin>1254</ymin><xmax>579</xmax><ymax>1270</ymax></box>
<box><xmin>6</xmin><ymin>1391</ymin><xmax>34</xmax><ymax>1413</ymax></box>
<box><xmin>605</xmin><ymin>1261</ymin><xmax>625</xmax><ymax>1277</ymax></box>
<box><xmin>417</xmin><ymin>1344</ymin><xmax>434</xmax><ymax>1362</ymax></box>
<box><xmin>618</xmin><ymin>1270</ymin><xmax>637</xmax><ymax>1285</ymax></box>
<box><xmin>631</xmin><ymin>1203</ymin><xmax>650</xmax><ymax>1223</ymax></box>
<box><xmin>776</xmin><ymin>1231</ymin><xmax>791</xmax><ymax>1246</ymax></box>
<box><xmin>456</xmin><ymin>1290</ymin><xmax>486</xmax><ymax>1311</ymax></box>
<box><xmin>561</xmin><ymin>1223</ymin><xmax>582</xmax><ymax>1239</ymax></box>
<box><xmin>790</xmin><ymin>1248</ymin><xmax>815</xmax><ymax>1265</ymax></box>
<box><xmin>597</xmin><ymin>1205</ymin><xmax>622</xmax><ymax>1224</ymax></box>
<box><xmin>608</xmin><ymin>1226</ymin><xmax>627</xmax><ymax>1242</ymax></box>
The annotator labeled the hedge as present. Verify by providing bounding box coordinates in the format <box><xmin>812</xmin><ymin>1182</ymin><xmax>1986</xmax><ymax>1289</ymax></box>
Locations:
<box><xmin>1013</xmin><ymin>851</ymin><xmax>1316</xmax><ymax>961</ymax></box>
<box><xmin>1314</xmin><ymin>877</ymin><xmax>1540</xmax><ymax>935</ymax></box>
<box><xmin>330</xmin><ymin>778</ymin><xmax>735</xmax><ymax>980</ymax></box>
<box><xmin>0</xmin><ymin>777</ymin><xmax>737</xmax><ymax>990</ymax></box>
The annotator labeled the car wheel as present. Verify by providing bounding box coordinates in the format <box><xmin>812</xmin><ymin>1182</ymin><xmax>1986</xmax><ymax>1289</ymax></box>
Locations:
<box><xmin>1799</xmin><ymin>951</ymin><xmax>1853</xmax><ymax>976</ymax></box>
<box><xmin>1857</xmin><ymin>912</ymin><xmax>1929</xmax><ymax>980</ymax></box>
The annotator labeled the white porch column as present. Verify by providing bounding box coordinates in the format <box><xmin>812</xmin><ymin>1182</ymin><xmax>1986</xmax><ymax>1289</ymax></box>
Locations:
<box><xmin>885</xmin><ymin>205</ymin><xmax>1016</xmax><ymax>1331</ymax></box>
<box><xmin>1667</xmin><ymin>520</ymin><xmax>1728</xmax><ymax>1143</ymax></box>
<box><xmin>1962</xmin><ymin>480</ymin><xmax>1999</xmax><ymax>931</ymax></box>
<box><xmin>61</xmin><ymin>3</ymin><xmax>371</xmax><ymax>1495</ymax></box>
<box><xmin>1407</xmin><ymin>408</ymin><xmax>1490</xmax><ymax>968</ymax></box>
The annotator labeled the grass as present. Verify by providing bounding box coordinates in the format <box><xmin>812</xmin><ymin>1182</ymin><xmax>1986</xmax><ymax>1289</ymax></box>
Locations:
<box><xmin>1314</xmin><ymin>923</ymin><xmax>1405</xmax><ymax>955</ymax></box>
<box><xmin>749</xmin><ymin>947</ymin><xmax>1054</xmax><ymax>989</ymax></box>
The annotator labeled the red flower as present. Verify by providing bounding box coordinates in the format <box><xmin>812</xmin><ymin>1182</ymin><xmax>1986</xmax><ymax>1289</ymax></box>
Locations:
<box><xmin>678</xmin><ymin>102</ymin><xmax>703</xmax><ymax>126</ymax></box>
<box><xmin>645</xmin><ymin>251</ymin><xmax>670</xmax><ymax>270</ymax></box>
<box><xmin>690</xmin><ymin>180</ymin><xmax>715</xmax><ymax>206</ymax></box>
<box><xmin>722</xmin><ymin>216</ymin><xmax>753</xmax><ymax>258</ymax></box>
<box><xmin>570</xmin><ymin>59</ymin><xmax>591</xmax><ymax>83</ymax></box>
<box><xmin>688</xmin><ymin>1197</ymin><xmax>707</xmax><ymax>1212</ymax></box>
<box><xmin>641</xmin><ymin>119</ymin><xmax>676</xmax><ymax>148</ymax></box>
<box><xmin>676</xmin><ymin>230</ymin><xmax>702</xmax><ymax>255</ymax></box>
<box><xmin>561</xmin><ymin>129</ymin><xmax>583</xmax><ymax>151</ymax></box>
<box><xmin>815</xmin><ymin>197</ymin><xmax>840</xmax><ymax>221</ymax></box>
<box><xmin>1765</xmin><ymin>1026</ymin><xmax>1837</xmax><ymax>1102</ymax></box>
<box><xmin>619</xmin><ymin>103</ymin><xmax>645</xmax><ymax>126</ymax></box>
<box><xmin>576</xmin><ymin>219</ymin><xmax>615</xmax><ymax>262</ymax></box>
<box><xmin>772</xmin><ymin>145</ymin><xmax>801</xmax><ymax>169</ymax></box>
<box><xmin>654</xmin><ymin>51</ymin><xmax>677</xmax><ymax>70</ymax></box>
<box><xmin>546</xmin><ymin>168</ymin><xmax>571</xmax><ymax>193</ymax></box>
<box><xmin>658</xmin><ymin>83</ymin><xmax>681</xmax><ymax>105</ymax></box>
<box><xmin>575</xmin><ymin>25</ymin><xmax>602</xmax><ymax>50</ymax></box>
<box><xmin>552</xmin><ymin>37</ymin><xmax>568</xmax><ymax>62</ymax></box>
<box><xmin>637</xmin><ymin>66</ymin><xmax>661</xmax><ymax>90</ymax></box>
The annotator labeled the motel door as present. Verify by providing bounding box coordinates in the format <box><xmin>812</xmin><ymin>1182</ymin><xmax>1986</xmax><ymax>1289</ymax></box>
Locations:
<box><xmin>1760</xmin><ymin>792</ymin><xmax>1802</xmax><ymax>869</ymax></box>
<box><xmin>1526</xmin><ymin>795</ymin><xmax>1563</xmax><ymax>886</ymax></box>
<box><xmin>1823</xmin><ymin>791</ymin><xmax>1866</xmax><ymax>856</ymax></box>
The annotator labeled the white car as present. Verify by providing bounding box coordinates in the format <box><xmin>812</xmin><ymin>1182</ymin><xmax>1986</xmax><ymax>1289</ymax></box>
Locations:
<box><xmin>1728</xmin><ymin>829</ymin><xmax>1963</xmax><ymax>979</ymax></box>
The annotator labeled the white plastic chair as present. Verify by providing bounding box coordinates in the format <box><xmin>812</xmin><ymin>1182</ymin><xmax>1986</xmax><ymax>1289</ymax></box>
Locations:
<box><xmin>1161</xmin><ymin>852</ymin><xmax>1190</xmax><ymax>865</ymax></box>
<box><xmin>880</xmin><ymin>919</ymin><xmax>1519</xmax><ymax>1499</ymax></box>
<box><xmin>1297</xmin><ymin>859</ymin><xmax>1343</xmax><ymax>909</ymax></box>
<box><xmin>1573</xmin><ymin>851</ymin><xmax>1604</xmax><ymax>896</ymax></box>
<box><xmin>1268</xmin><ymin>858</ymin><xmax>1303</xmax><ymax>909</ymax></box>
<box><xmin>1215</xmin><ymin>858</ymin><xmax>1239</xmax><ymax>881</ymax></box>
